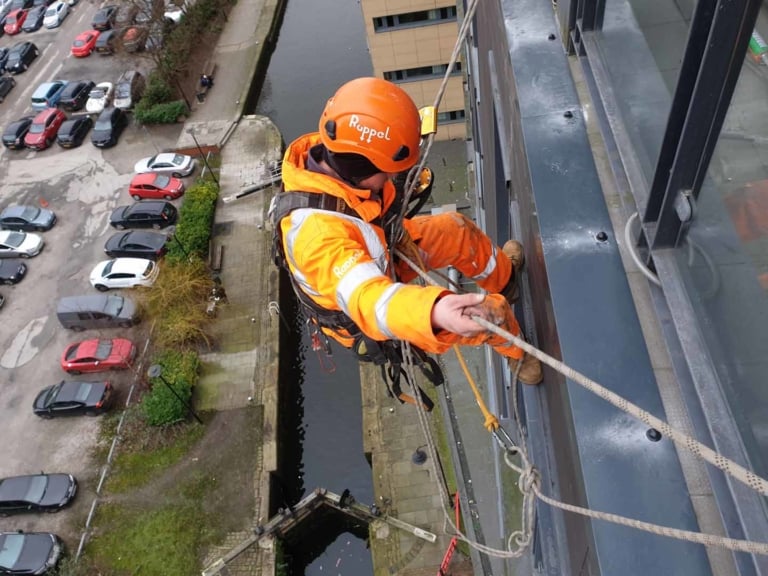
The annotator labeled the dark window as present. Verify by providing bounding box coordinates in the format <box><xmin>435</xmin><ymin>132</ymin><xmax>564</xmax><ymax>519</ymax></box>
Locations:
<box><xmin>373</xmin><ymin>6</ymin><xmax>456</xmax><ymax>32</ymax></box>
<box><xmin>384</xmin><ymin>62</ymin><xmax>462</xmax><ymax>82</ymax></box>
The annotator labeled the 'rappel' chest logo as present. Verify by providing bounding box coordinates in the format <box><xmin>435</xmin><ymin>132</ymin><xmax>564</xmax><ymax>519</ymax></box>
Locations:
<box><xmin>349</xmin><ymin>115</ymin><xmax>391</xmax><ymax>144</ymax></box>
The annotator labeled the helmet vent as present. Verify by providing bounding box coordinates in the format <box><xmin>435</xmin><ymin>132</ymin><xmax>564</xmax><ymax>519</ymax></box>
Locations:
<box><xmin>324</xmin><ymin>120</ymin><xmax>337</xmax><ymax>140</ymax></box>
<box><xmin>392</xmin><ymin>145</ymin><xmax>410</xmax><ymax>162</ymax></box>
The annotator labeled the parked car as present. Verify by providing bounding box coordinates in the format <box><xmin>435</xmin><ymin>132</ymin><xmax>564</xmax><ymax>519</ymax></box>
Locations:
<box><xmin>93</xmin><ymin>27</ymin><xmax>120</xmax><ymax>54</ymax></box>
<box><xmin>30</xmin><ymin>79</ymin><xmax>67</xmax><ymax>110</ymax></box>
<box><xmin>58</xmin><ymin>79</ymin><xmax>94</xmax><ymax>111</ymax></box>
<box><xmin>71</xmin><ymin>29</ymin><xmax>99</xmax><ymax>57</ymax></box>
<box><xmin>32</xmin><ymin>0</ymin><xmax>55</xmax><ymax>7</ymax></box>
<box><xmin>8</xmin><ymin>0</ymin><xmax>32</xmax><ymax>10</ymax></box>
<box><xmin>85</xmin><ymin>81</ymin><xmax>113</xmax><ymax>113</ymax></box>
<box><xmin>122</xmin><ymin>25</ymin><xmax>147</xmax><ymax>52</ymax></box>
<box><xmin>3</xmin><ymin>8</ymin><xmax>27</xmax><ymax>34</ymax></box>
<box><xmin>90</xmin><ymin>3</ymin><xmax>116</xmax><ymax>30</ymax></box>
<box><xmin>114</xmin><ymin>2</ymin><xmax>136</xmax><ymax>26</ymax></box>
<box><xmin>20</xmin><ymin>2</ymin><xmax>42</xmax><ymax>30</ymax></box>
<box><xmin>0</xmin><ymin>293</ymin><xmax>4</xmax><ymax>309</ymax></box>
<box><xmin>0</xmin><ymin>473</ymin><xmax>77</xmax><ymax>513</ymax></box>
<box><xmin>56</xmin><ymin>115</ymin><xmax>92</xmax><ymax>148</ymax></box>
<box><xmin>0</xmin><ymin>47</ymin><xmax>9</xmax><ymax>72</ymax></box>
<box><xmin>134</xmin><ymin>152</ymin><xmax>196</xmax><ymax>177</ymax></box>
<box><xmin>145</xmin><ymin>21</ymin><xmax>164</xmax><ymax>51</ymax></box>
<box><xmin>128</xmin><ymin>172</ymin><xmax>184</xmax><ymax>200</ymax></box>
<box><xmin>0</xmin><ymin>75</ymin><xmax>15</xmax><ymax>102</ymax></box>
<box><xmin>57</xmin><ymin>294</ymin><xmax>139</xmax><ymax>330</ymax></box>
<box><xmin>0</xmin><ymin>532</ymin><xmax>63</xmax><ymax>574</ymax></box>
<box><xmin>104</xmin><ymin>230</ymin><xmax>169</xmax><ymax>260</ymax></box>
<box><xmin>91</xmin><ymin>106</ymin><xmax>126</xmax><ymax>148</ymax></box>
<box><xmin>113</xmin><ymin>69</ymin><xmax>144</xmax><ymax>109</ymax></box>
<box><xmin>0</xmin><ymin>230</ymin><xmax>43</xmax><ymax>258</ymax></box>
<box><xmin>4</xmin><ymin>40</ymin><xmax>37</xmax><ymax>73</ymax></box>
<box><xmin>0</xmin><ymin>259</ymin><xmax>26</xmax><ymax>284</ymax></box>
<box><xmin>60</xmin><ymin>337</ymin><xmax>136</xmax><ymax>374</ymax></box>
<box><xmin>24</xmin><ymin>107</ymin><xmax>66</xmax><ymax>150</ymax></box>
<box><xmin>42</xmin><ymin>0</ymin><xmax>67</xmax><ymax>27</ymax></box>
<box><xmin>90</xmin><ymin>257</ymin><xmax>159</xmax><ymax>291</ymax></box>
<box><xmin>1</xmin><ymin>115</ymin><xmax>33</xmax><ymax>149</ymax></box>
<box><xmin>109</xmin><ymin>200</ymin><xmax>178</xmax><ymax>230</ymax></box>
<box><xmin>33</xmin><ymin>380</ymin><xmax>113</xmax><ymax>417</ymax></box>
<box><xmin>0</xmin><ymin>204</ymin><xmax>56</xmax><ymax>231</ymax></box>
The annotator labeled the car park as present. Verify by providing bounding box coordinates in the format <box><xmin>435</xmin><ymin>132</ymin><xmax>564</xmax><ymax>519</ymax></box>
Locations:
<box><xmin>0</xmin><ymin>205</ymin><xmax>56</xmax><ymax>231</ymax></box>
<box><xmin>145</xmin><ymin>21</ymin><xmax>165</xmax><ymax>51</ymax></box>
<box><xmin>56</xmin><ymin>115</ymin><xmax>92</xmax><ymax>148</ymax></box>
<box><xmin>71</xmin><ymin>29</ymin><xmax>99</xmax><ymax>57</ymax></box>
<box><xmin>114</xmin><ymin>3</ymin><xmax>136</xmax><ymax>27</ymax></box>
<box><xmin>57</xmin><ymin>293</ymin><xmax>139</xmax><ymax>330</ymax></box>
<box><xmin>33</xmin><ymin>380</ymin><xmax>113</xmax><ymax>418</ymax></box>
<box><xmin>93</xmin><ymin>27</ymin><xmax>120</xmax><ymax>54</ymax></box>
<box><xmin>1</xmin><ymin>115</ymin><xmax>33</xmax><ymax>149</ymax></box>
<box><xmin>114</xmin><ymin>70</ymin><xmax>145</xmax><ymax>109</ymax></box>
<box><xmin>90</xmin><ymin>3</ymin><xmax>117</xmax><ymax>30</ymax></box>
<box><xmin>5</xmin><ymin>41</ymin><xmax>38</xmax><ymax>73</ymax></box>
<box><xmin>0</xmin><ymin>531</ymin><xmax>63</xmax><ymax>574</ymax></box>
<box><xmin>0</xmin><ymin>230</ymin><xmax>43</xmax><ymax>258</ymax></box>
<box><xmin>91</xmin><ymin>106</ymin><xmax>127</xmax><ymax>148</ymax></box>
<box><xmin>123</xmin><ymin>25</ymin><xmax>147</xmax><ymax>52</ymax></box>
<box><xmin>58</xmin><ymin>80</ymin><xmax>94</xmax><ymax>111</ymax></box>
<box><xmin>104</xmin><ymin>230</ymin><xmax>169</xmax><ymax>260</ymax></box>
<box><xmin>60</xmin><ymin>337</ymin><xmax>136</xmax><ymax>374</ymax></box>
<box><xmin>129</xmin><ymin>172</ymin><xmax>184</xmax><ymax>200</ymax></box>
<box><xmin>109</xmin><ymin>200</ymin><xmax>178</xmax><ymax>230</ymax></box>
<box><xmin>90</xmin><ymin>257</ymin><xmax>159</xmax><ymax>290</ymax></box>
<box><xmin>20</xmin><ymin>2</ymin><xmax>42</xmax><ymax>31</ymax></box>
<box><xmin>0</xmin><ymin>75</ymin><xmax>15</xmax><ymax>102</ymax></box>
<box><xmin>42</xmin><ymin>0</ymin><xmax>66</xmax><ymax>27</ymax></box>
<box><xmin>85</xmin><ymin>81</ymin><xmax>113</xmax><ymax>113</ymax></box>
<box><xmin>24</xmin><ymin>107</ymin><xmax>66</xmax><ymax>150</ymax></box>
<box><xmin>3</xmin><ymin>8</ymin><xmax>27</xmax><ymax>34</ymax></box>
<box><xmin>134</xmin><ymin>152</ymin><xmax>196</xmax><ymax>177</ymax></box>
<box><xmin>0</xmin><ymin>473</ymin><xmax>77</xmax><ymax>514</ymax></box>
<box><xmin>0</xmin><ymin>259</ymin><xmax>26</xmax><ymax>284</ymax></box>
<box><xmin>30</xmin><ymin>80</ymin><xmax>67</xmax><ymax>110</ymax></box>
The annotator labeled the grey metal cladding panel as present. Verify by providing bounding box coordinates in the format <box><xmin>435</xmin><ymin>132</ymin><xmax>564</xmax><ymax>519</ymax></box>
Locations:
<box><xmin>522</xmin><ymin>109</ymin><xmax>711</xmax><ymax>575</ymax></box>
<box><xmin>502</xmin><ymin>0</ymin><xmax>580</xmax><ymax>118</ymax></box>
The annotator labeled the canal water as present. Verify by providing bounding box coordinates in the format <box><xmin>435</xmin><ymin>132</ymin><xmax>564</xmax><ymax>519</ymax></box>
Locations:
<box><xmin>253</xmin><ymin>0</ymin><xmax>375</xmax><ymax>574</ymax></box>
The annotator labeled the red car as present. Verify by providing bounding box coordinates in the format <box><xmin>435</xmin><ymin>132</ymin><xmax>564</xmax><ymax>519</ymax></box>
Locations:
<box><xmin>71</xmin><ymin>30</ymin><xmax>100</xmax><ymax>57</ymax></box>
<box><xmin>24</xmin><ymin>108</ymin><xmax>67</xmax><ymax>151</ymax></box>
<box><xmin>128</xmin><ymin>173</ymin><xmax>185</xmax><ymax>200</ymax></box>
<box><xmin>4</xmin><ymin>9</ymin><xmax>28</xmax><ymax>35</ymax></box>
<box><xmin>61</xmin><ymin>338</ymin><xmax>136</xmax><ymax>374</ymax></box>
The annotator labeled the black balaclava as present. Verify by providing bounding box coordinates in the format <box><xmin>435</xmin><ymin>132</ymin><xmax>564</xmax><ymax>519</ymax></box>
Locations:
<box><xmin>322</xmin><ymin>146</ymin><xmax>382</xmax><ymax>187</ymax></box>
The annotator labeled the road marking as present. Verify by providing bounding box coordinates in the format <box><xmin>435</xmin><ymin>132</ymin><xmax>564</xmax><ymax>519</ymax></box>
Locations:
<box><xmin>18</xmin><ymin>61</ymin><xmax>64</xmax><ymax>103</ymax></box>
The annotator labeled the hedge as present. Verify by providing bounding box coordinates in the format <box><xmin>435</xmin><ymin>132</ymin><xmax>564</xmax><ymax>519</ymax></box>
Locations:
<box><xmin>165</xmin><ymin>180</ymin><xmax>218</xmax><ymax>264</ymax></box>
<box><xmin>142</xmin><ymin>350</ymin><xmax>201</xmax><ymax>425</ymax></box>
<box><xmin>134</xmin><ymin>100</ymin><xmax>188</xmax><ymax>125</ymax></box>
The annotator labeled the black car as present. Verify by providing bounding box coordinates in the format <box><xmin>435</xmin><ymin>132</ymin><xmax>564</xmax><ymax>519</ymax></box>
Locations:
<box><xmin>0</xmin><ymin>76</ymin><xmax>15</xmax><ymax>103</ymax></box>
<box><xmin>8</xmin><ymin>0</ymin><xmax>33</xmax><ymax>11</ymax></box>
<box><xmin>0</xmin><ymin>260</ymin><xmax>26</xmax><ymax>284</ymax></box>
<box><xmin>5</xmin><ymin>41</ymin><xmax>38</xmax><ymax>74</ymax></box>
<box><xmin>104</xmin><ymin>229</ymin><xmax>169</xmax><ymax>259</ymax></box>
<box><xmin>20</xmin><ymin>3</ymin><xmax>45</xmax><ymax>31</ymax></box>
<box><xmin>0</xmin><ymin>47</ymin><xmax>9</xmax><ymax>73</ymax></box>
<box><xmin>33</xmin><ymin>380</ymin><xmax>113</xmax><ymax>417</ymax></box>
<box><xmin>90</xmin><ymin>4</ymin><xmax>117</xmax><ymax>30</ymax></box>
<box><xmin>91</xmin><ymin>106</ymin><xmax>127</xmax><ymax>148</ymax></box>
<box><xmin>56</xmin><ymin>115</ymin><xmax>92</xmax><ymax>148</ymax></box>
<box><xmin>0</xmin><ymin>532</ymin><xmax>63</xmax><ymax>574</ymax></box>
<box><xmin>57</xmin><ymin>79</ymin><xmax>94</xmax><ymax>111</ymax></box>
<box><xmin>109</xmin><ymin>200</ymin><xmax>178</xmax><ymax>230</ymax></box>
<box><xmin>0</xmin><ymin>205</ymin><xmax>55</xmax><ymax>231</ymax></box>
<box><xmin>2</xmin><ymin>115</ymin><xmax>33</xmax><ymax>149</ymax></box>
<box><xmin>94</xmin><ymin>28</ymin><xmax>118</xmax><ymax>54</ymax></box>
<box><xmin>0</xmin><ymin>473</ymin><xmax>77</xmax><ymax>514</ymax></box>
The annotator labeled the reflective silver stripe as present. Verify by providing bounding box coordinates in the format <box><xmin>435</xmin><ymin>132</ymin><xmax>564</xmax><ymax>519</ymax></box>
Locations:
<box><xmin>473</xmin><ymin>245</ymin><xmax>499</xmax><ymax>281</ymax></box>
<box><xmin>373</xmin><ymin>283</ymin><xmax>401</xmax><ymax>339</ymax></box>
<box><xmin>335</xmin><ymin>267</ymin><xmax>401</xmax><ymax>340</ymax></box>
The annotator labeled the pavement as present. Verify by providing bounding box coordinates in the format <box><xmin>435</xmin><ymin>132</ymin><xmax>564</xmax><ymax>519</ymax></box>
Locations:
<box><xmin>158</xmin><ymin>0</ymin><xmax>517</xmax><ymax>573</ymax></box>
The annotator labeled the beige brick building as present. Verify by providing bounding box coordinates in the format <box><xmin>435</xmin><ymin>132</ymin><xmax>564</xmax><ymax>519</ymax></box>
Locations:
<box><xmin>359</xmin><ymin>1</ymin><xmax>466</xmax><ymax>141</ymax></box>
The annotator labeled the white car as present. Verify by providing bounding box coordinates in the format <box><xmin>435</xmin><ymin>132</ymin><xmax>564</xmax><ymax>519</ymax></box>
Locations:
<box><xmin>134</xmin><ymin>153</ymin><xmax>197</xmax><ymax>177</ymax></box>
<box><xmin>0</xmin><ymin>230</ymin><xmax>44</xmax><ymax>258</ymax></box>
<box><xmin>90</xmin><ymin>257</ymin><xmax>159</xmax><ymax>291</ymax></box>
<box><xmin>43</xmin><ymin>1</ymin><xmax>68</xmax><ymax>28</ymax></box>
<box><xmin>85</xmin><ymin>82</ymin><xmax>114</xmax><ymax>115</ymax></box>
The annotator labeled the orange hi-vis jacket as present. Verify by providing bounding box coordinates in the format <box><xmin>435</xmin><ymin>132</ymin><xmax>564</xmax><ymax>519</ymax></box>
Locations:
<box><xmin>278</xmin><ymin>133</ymin><xmax>524</xmax><ymax>359</ymax></box>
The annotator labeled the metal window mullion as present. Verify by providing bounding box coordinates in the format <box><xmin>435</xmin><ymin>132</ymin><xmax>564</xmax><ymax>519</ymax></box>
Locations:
<box><xmin>651</xmin><ymin>0</ymin><xmax>763</xmax><ymax>248</ymax></box>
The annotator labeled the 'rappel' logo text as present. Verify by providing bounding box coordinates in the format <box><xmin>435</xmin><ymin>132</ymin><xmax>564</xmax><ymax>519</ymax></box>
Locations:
<box><xmin>349</xmin><ymin>115</ymin><xmax>391</xmax><ymax>144</ymax></box>
<box><xmin>334</xmin><ymin>249</ymin><xmax>363</xmax><ymax>278</ymax></box>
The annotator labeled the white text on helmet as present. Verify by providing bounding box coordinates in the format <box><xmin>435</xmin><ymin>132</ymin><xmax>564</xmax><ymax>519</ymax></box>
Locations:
<box><xmin>349</xmin><ymin>115</ymin><xmax>391</xmax><ymax>144</ymax></box>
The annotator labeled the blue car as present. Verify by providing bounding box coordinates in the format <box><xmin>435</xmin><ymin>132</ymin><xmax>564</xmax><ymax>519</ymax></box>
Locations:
<box><xmin>30</xmin><ymin>80</ymin><xmax>68</xmax><ymax>111</ymax></box>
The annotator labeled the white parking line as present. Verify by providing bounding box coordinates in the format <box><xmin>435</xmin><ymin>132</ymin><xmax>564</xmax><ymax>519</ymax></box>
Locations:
<box><xmin>18</xmin><ymin>61</ymin><xmax>65</xmax><ymax>103</ymax></box>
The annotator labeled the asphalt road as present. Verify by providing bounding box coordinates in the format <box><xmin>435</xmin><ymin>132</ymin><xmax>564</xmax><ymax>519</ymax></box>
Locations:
<box><xmin>0</xmin><ymin>1</ymin><xmax>184</xmax><ymax>539</ymax></box>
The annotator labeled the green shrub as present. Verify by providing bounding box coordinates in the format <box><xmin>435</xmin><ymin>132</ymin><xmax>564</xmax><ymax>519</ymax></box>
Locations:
<box><xmin>166</xmin><ymin>181</ymin><xmax>218</xmax><ymax>264</ymax></box>
<box><xmin>143</xmin><ymin>73</ymin><xmax>174</xmax><ymax>107</ymax></box>
<box><xmin>134</xmin><ymin>100</ymin><xmax>188</xmax><ymax>125</ymax></box>
<box><xmin>142</xmin><ymin>350</ymin><xmax>200</xmax><ymax>425</ymax></box>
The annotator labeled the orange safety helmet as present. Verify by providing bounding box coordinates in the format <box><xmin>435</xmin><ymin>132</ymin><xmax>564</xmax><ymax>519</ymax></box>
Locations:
<box><xmin>319</xmin><ymin>77</ymin><xmax>421</xmax><ymax>174</ymax></box>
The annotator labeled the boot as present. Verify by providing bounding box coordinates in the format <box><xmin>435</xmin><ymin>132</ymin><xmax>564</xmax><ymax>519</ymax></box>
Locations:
<box><xmin>500</xmin><ymin>240</ymin><xmax>525</xmax><ymax>304</ymax></box>
<box><xmin>508</xmin><ymin>352</ymin><xmax>544</xmax><ymax>385</ymax></box>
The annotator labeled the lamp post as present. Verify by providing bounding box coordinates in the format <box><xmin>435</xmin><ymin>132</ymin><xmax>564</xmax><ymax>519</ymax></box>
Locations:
<box><xmin>187</xmin><ymin>128</ymin><xmax>219</xmax><ymax>186</ymax></box>
<box><xmin>147</xmin><ymin>365</ymin><xmax>203</xmax><ymax>424</ymax></box>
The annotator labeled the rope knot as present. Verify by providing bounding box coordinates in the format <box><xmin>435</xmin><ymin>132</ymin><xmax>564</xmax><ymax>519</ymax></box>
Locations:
<box><xmin>518</xmin><ymin>466</ymin><xmax>540</xmax><ymax>495</ymax></box>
